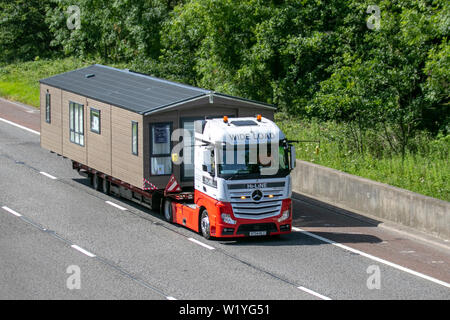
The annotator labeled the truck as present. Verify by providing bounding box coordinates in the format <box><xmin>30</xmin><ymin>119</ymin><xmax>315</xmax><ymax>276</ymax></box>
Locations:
<box><xmin>39</xmin><ymin>64</ymin><xmax>295</xmax><ymax>239</ymax></box>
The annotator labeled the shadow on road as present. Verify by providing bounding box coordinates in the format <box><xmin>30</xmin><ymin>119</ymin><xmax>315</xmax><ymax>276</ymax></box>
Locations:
<box><xmin>217</xmin><ymin>229</ymin><xmax>383</xmax><ymax>247</ymax></box>
<box><xmin>292</xmin><ymin>192</ymin><xmax>381</xmax><ymax>228</ymax></box>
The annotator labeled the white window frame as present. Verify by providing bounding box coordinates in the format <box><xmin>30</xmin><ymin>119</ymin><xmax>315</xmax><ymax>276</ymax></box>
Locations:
<box><xmin>69</xmin><ymin>101</ymin><xmax>84</xmax><ymax>146</ymax></box>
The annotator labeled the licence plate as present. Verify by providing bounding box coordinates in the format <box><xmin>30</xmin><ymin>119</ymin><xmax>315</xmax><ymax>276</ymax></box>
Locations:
<box><xmin>249</xmin><ymin>231</ymin><xmax>267</xmax><ymax>236</ymax></box>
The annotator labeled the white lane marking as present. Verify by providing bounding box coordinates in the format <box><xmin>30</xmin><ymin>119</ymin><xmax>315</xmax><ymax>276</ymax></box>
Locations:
<box><xmin>39</xmin><ymin>171</ymin><xmax>57</xmax><ymax>180</ymax></box>
<box><xmin>0</xmin><ymin>117</ymin><xmax>40</xmax><ymax>135</ymax></box>
<box><xmin>292</xmin><ymin>226</ymin><xmax>450</xmax><ymax>288</ymax></box>
<box><xmin>297</xmin><ymin>286</ymin><xmax>332</xmax><ymax>300</ymax></box>
<box><xmin>2</xmin><ymin>206</ymin><xmax>22</xmax><ymax>217</ymax></box>
<box><xmin>166</xmin><ymin>296</ymin><xmax>177</xmax><ymax>300</ymax></box>
<box><xmin>188</xmin><ymin>238</ymin><xmax>215</xmax><ymax>250</ymax></box>
<box><xmin>71</xmin><ymin>245</ymin><xmax>96</xmax><ymax>258</ymax></box>
<box><xmin>105</xmin><ymin>201</ymin><xmax>127</xmax><ymax>211</ymax></box>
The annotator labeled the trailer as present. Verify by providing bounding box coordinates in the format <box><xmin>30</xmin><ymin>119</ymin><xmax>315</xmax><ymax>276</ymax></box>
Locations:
<box><xmin>40</xmin><ymin>64</ymin><xmax>295</xmax><ymax>239</ymax></box>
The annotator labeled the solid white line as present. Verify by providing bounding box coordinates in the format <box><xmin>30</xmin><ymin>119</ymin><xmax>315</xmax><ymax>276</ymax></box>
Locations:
<box><xmin>71</xmin><ymin>245</ymin><xmax>96</xmax><ymax>258</ymax></box>
<box><xmin>1</xmin><ymin>206</ymin><xmax>22</xmax><ymax>217</ymax></box>
<box><xmin>39</xmin><ymin>171</ymin><xmax>57</xmax><ymax>180</ymax></box>
<box><xmin>166</xmin><ymin>296</ymin><xmax>177</xmax><ymax>300</ymax></box>
<box><xmin>297</xmin><ymin>286</ymin><xmax>332</xmax><ymax>300</ymax></box>
<box><xmin>292</xmin><ymin>226</ymin><xmax>450</xmax><ymax>288</ymax></box>
<box><xmin>105</xmin><ymin>201</ymin><xmax>127</xmax><ymax>211</ymax></box>
<box><xmin>188</xmin><ymin>238</ymin><xmax>215</xmax><ymax>250</ymax></box>
<box><xmin>0</xmin><ymin>117</ymin><xmax>40</xmax><ymax>135</ymax></box>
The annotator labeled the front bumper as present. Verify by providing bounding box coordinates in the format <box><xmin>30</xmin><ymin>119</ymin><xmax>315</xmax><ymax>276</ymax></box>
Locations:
<box><xmin>215</xmin><ymin>217</ymin><xmax>292</xmax><ymax>238</ymax></box>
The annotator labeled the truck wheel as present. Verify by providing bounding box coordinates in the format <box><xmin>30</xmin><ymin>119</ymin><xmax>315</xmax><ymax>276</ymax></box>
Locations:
<box><xmin>93</xmin><ymin>174</ymin><xmax>102</xmax><ymax>191</ymax></box>
<box><xmin>163</xmin><ymin>199</ymin><xmax>173</xmax><ymax>223</ymax></box>
<box><xmin>200</xmin><ymin>210</ymin><xmax>211</xmax><ymax>240</ymax></box>
<box><xmin>102</xmin><ymin>178</ymin><xmax>110</xmax><ymax>195</ymax></box>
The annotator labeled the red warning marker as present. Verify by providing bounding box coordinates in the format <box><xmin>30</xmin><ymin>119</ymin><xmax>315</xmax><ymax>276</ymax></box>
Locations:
<box><xmin>165</xmin><ymin>174</ymin><xmax>182</xmax><ymax>193</ymax></box>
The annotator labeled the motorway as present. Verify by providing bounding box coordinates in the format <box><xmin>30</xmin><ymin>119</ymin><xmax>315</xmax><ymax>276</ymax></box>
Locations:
<box><xmin>0</xmin><ymin>98</ymin><xmax>449</xmax><ymax>299</ymax></box>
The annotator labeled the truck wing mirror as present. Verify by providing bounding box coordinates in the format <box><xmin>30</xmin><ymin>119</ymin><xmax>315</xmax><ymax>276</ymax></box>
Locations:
<box><xmin>290</xmin><ymin>145</ymin><xmax>296</xmax><ymax>170</ymax></box>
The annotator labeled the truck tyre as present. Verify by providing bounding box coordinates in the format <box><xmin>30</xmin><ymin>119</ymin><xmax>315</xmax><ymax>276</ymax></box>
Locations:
<box><xmin>200</xmin><ymin>210</ymin><xmax>211</xmax><ymax>240</ymax></box>
<box><xmin>163</xmin><ymin>199</ymin><xmax>173</xmax><ymax>223</ymax></box>
<box><xmin>102</xmin><ymin>178</ymin><xmax>110</xmax><ymax>195</ymax></box>
<box><xmin>93</xmin><ymin>174</ymin><xmax>102</xmax><ymax>191</ymax></box>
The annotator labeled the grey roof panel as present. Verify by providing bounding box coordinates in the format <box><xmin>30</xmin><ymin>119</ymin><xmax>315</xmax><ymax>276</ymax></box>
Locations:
<box><xmin>39</xmin><ymin>64</ymin><xmax>275</xmax><ymax>114</ymax></box>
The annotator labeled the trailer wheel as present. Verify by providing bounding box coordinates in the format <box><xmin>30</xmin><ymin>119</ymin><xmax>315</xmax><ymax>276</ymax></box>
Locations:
<box><xmin>102</xmin><ymin>178</ymin><xmax>110</xmax><ymax>195</ymax></box>
<box><xmin>93</xmin><ymin>174</ymin><xmax>102</xmax><ymax>191</ymax></box>
<box><xmin>200</xmin><ymin>210</ymin><xmax>211</xmax><ymax>240</ymax></box>
<box><xmin>163</xmin><ymin>199</ymin><xmax>173</xmax><ymax>223</ymax></box>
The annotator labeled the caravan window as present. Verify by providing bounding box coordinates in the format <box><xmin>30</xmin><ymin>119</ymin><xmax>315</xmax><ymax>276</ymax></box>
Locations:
<box><xmin>69</xmin><ymin>102</ymin><xmax>84</xmax><ymax>146</ymax></box>
<box><xmin>150</xmin><ymin>123</ymin><xmax>172</xmax><ymax>176</ymax></box>
<box><xmin>90</xmin><ymin>108</ymin><xmax>101</xmax><ymax>134</ymax></box>
<box><xmin>45</xmin><ymin>92</ymin><xmax>51</xmax><ymax>123</ymax></box>
<box><xmin>132</xmin><ymin>121</ymin><xmax>138</xmax><ymax>155</ymax></box>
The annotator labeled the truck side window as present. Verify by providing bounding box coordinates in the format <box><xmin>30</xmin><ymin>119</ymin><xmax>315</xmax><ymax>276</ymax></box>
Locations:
<box><xmin>150</xmin><ymin>123</ymin><xmax>172</xmax><ymax>175</ymax></box>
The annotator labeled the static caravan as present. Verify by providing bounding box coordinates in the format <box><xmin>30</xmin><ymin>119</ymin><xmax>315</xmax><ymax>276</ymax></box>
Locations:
<box><xmin>40</xmin><ymin>64</ymin><xmax>276</xmax><ymax>192</ymax></box>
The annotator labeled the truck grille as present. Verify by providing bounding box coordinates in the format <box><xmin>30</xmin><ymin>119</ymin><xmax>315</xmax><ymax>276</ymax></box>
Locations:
<box><xmin>228</xmin><ymin>182</ymin><xmax>285</xmax><ymax>219</ymax></box>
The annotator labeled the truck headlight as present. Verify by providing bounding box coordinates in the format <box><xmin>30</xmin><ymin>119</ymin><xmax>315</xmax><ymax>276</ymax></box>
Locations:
<box><xmin>278</xmin><ymin>199</ymin><xmax>292</xmax><ymax>222</ymax></box>
<box><xmin>221</xmin><ymin>213</ymin><xmax>237</xmax><ymax>225</ymax></box>
<box><xmin>278</xmin><ymin>209</ymin><xmax>290</xmax><ymax>222</ymax></box>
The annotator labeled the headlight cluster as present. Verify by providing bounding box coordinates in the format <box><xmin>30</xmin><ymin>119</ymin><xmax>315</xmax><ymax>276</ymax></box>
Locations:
<box><xmin>278</xmin><ymin>209</ymin><xmax>290</xmax><ymax>222</ymax></box>
<box><xmin>221</xmin><ymin>213</ymin><xmax>237</xmax><ymax>225</ymax></box>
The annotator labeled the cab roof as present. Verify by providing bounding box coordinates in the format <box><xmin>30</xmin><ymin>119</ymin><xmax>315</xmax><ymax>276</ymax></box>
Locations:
<box><xmin>199</xmin><ymin>117</ymin><xmax>286</xmax><ymax>144</ymax></box>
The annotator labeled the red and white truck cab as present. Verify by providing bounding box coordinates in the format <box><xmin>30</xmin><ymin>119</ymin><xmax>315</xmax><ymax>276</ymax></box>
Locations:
<box><xmin>166</xmin><ymin>115</ymin><xmax>296</xmax><ymax>239</ymax></box>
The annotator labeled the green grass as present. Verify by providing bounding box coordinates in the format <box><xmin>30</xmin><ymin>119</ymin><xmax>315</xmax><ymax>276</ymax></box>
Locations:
<box><xmin>0</xmin><ymin>58</ymin><xmax>448</xmax><ymax>201</ymax></box>
<box><xmin>276</xmin><ymin>113</ymin><xmax>450</xmax><ymax>202</ymax></box>
<box><xmin>0</xmin><ymin>57</ymin><xmax>126</xmax><ymax>107</ymax></box>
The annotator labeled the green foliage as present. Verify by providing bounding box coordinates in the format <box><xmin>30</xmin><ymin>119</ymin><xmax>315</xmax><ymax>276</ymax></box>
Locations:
<box><xmin>276</xmin><ymin>113</ymin><xmax>450</xmax><ymax>201</ymax></box>
<box><xmin>0</xmin><ymin>0</ymin><xmax>53</xmax><ymax>63</ymax></box>
<box><xmin>44</xmin><ymin>0</ymin><xmax>182</xmax><ymax>63</ymax></box>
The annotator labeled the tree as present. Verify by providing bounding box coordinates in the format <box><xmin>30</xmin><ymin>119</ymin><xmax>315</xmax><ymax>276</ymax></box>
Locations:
<box><xmin>0</xmin><ymin>0</ymin><xmax>53</xmax><ymax>62</ymax></box>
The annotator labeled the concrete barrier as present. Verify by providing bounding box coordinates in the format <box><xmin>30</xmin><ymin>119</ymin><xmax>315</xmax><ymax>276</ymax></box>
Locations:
<box><xmin>291</xmin><ymin>159</ymin><xmax>450</xmax><ymax>240</ymax></box>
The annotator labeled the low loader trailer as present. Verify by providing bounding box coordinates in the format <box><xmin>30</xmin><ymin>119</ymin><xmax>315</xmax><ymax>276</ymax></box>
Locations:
<box><xmin>40</xmin><ymin>64</ymin><xmax>296</xmax><ymax>239</ymax></box>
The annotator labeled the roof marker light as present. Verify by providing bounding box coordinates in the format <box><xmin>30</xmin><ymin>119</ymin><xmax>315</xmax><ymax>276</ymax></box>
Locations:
<box><xmin>256</xmin><ymin>114</ymin><xmax>262</xmax><ymax>122</ymax></box>
<box><xmin>223</xmin><ymin>116</ymin><xmax>228</xmax><ymax>123</ymax></box>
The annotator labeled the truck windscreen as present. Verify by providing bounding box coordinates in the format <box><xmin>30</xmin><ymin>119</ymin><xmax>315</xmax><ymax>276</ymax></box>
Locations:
<box><xmin>217</xmin><ymin>141</ymin><xmax>290</xmax><ymax>179</ymax></box>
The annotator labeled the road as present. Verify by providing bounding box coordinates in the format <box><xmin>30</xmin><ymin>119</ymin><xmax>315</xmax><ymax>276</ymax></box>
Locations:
<box><xmin>0</xmin><ymin>98</ymin><xmax>449</xmax><ymax>299</ymax></box>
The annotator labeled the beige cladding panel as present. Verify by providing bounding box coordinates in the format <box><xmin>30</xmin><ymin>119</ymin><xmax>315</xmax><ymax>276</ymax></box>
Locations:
<box><xmin>86</xmin><ymin>99</ymin><xmax>112</xmax><ymax>175</ymax></box>
<box><xmin>40</xmin><ymin>84</ymin><xmax>63</xmax><ymax>154</ymax></box>
<box><xmin>111</xmin><ymin>107</ymin><xmax>143</xmax><ymax>188</ymax></box>
<box><xmin>61</xmin><ymin>91</ymin><xmax>87</xmax><ymax>164</ymax></box>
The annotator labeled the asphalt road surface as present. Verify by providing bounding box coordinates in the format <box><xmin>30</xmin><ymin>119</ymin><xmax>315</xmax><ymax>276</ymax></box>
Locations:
<box><xmin>0</xmin><ymin>98</ymin><xmax>449</xmax><ymax>299</ymax></box>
